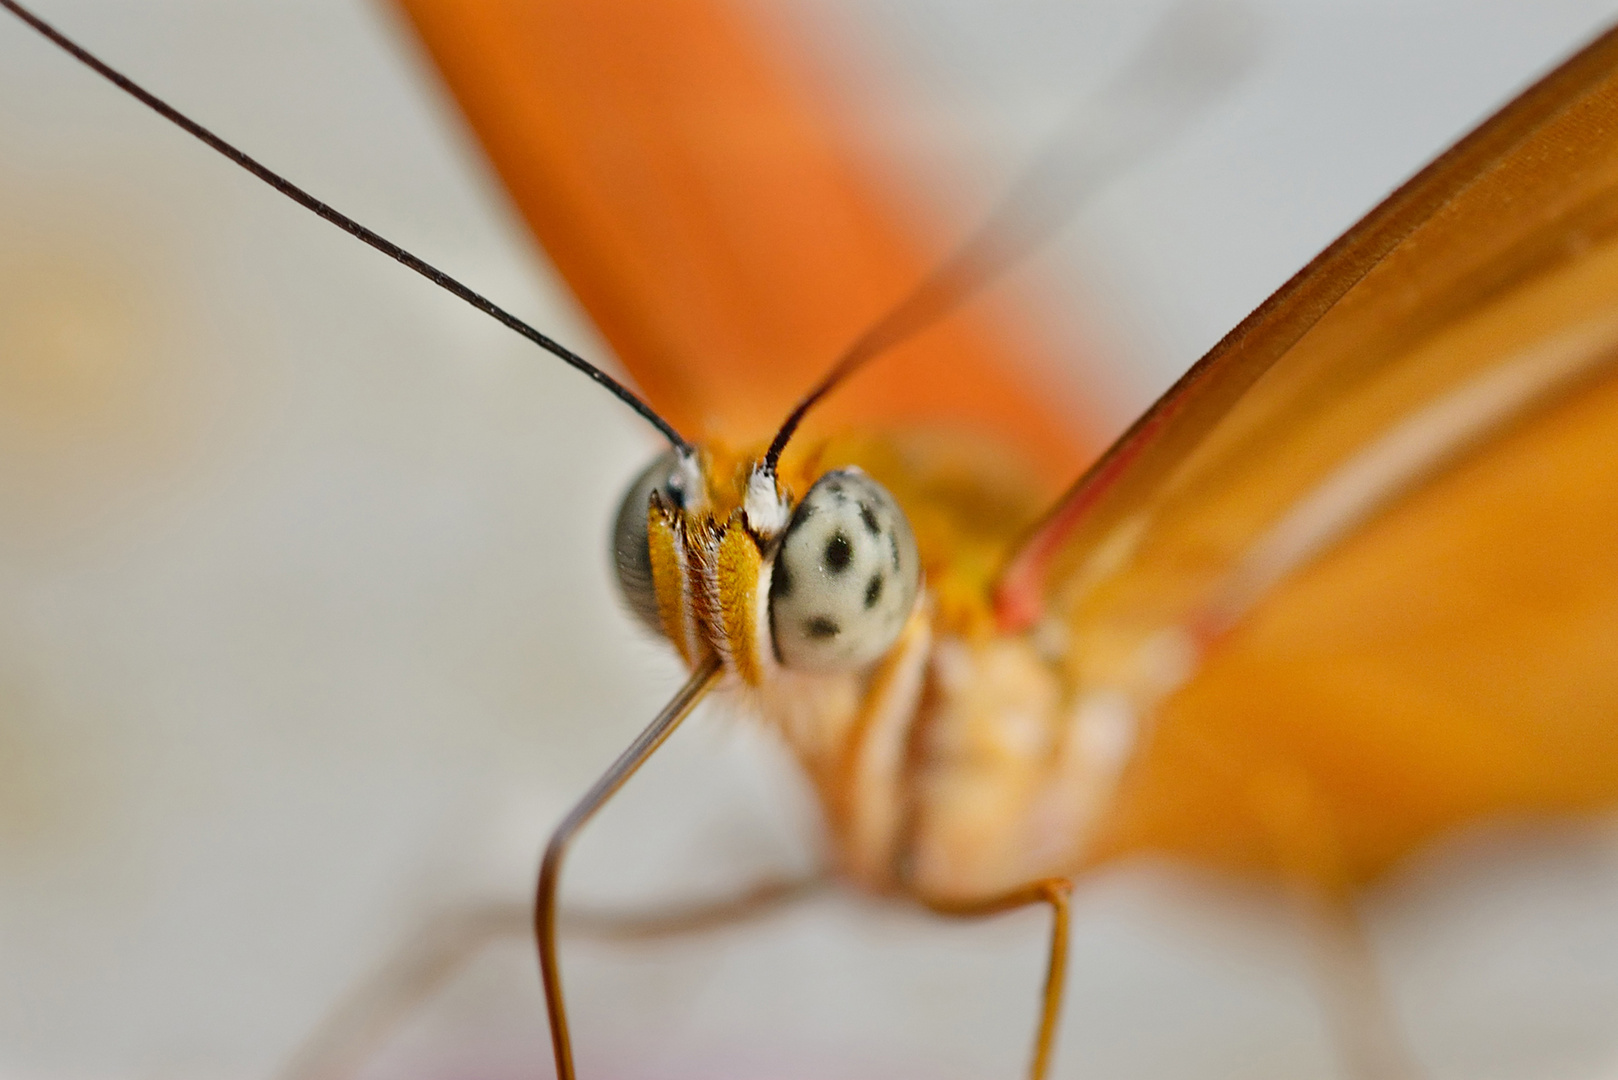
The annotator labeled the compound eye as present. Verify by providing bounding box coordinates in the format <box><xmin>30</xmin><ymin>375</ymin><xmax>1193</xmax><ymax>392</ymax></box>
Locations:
<box><xmin>768</xmin><ymin>468</ymin><xmax>921</xmax><ymax>672</ymax></box>
<box><xmin>610</xmin><ymin>449</ymin><xmax>691</xmax><ymax>636</ymax></box>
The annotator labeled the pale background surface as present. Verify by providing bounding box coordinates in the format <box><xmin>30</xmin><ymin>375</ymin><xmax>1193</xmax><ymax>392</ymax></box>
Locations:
<box><xmin>3</xmin><ymin>2</ymin><xmax>1618</xmax><ymax>1079</ymax></box>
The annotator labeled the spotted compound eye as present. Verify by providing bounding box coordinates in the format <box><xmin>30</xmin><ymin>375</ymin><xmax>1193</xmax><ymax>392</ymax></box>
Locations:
<box><xmin>768</xmin><ymin>468</ymin><xmax>921</xmax><ymax>672</ymax></box>
<box><xmin>611</xmin><ymin>449</ymin><xmax>695</xmax><ymax>636</ymax></box>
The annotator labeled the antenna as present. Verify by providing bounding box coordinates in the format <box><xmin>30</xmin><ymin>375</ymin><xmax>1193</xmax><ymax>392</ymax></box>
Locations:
<box><xmin>1</xmin><ymin>0</ymin><xmax>690</xmax><ymax>453</ymax></box>
<box><xmin>763</xmin><ymin>1</ymin><xmax>1256</xmax><ymax>473</ymax></box>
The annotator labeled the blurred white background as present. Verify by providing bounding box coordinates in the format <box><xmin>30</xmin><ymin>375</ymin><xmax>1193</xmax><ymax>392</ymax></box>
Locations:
<box><xmin>4</xmin><ymin>2</ymin><xmax>1618</xmax><ymax>1079</ymax></box>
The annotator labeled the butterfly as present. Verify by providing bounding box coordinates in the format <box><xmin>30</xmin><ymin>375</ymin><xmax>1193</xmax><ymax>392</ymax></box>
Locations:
<box><xmin>393</xmin><ymin>3</ymin><xmax>1618</xmax><ymax>1079</ymax></box>
<box><xmin>9</xmin><ymin>2</ymin><xmax>1618</xmax><ymax>1080</ymax></box>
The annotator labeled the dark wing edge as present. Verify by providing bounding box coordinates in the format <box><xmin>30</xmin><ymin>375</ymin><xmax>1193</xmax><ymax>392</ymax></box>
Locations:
<box><xmin>994</xmin><ymin>22</ymin><xmax>1618</xmax><ymax>629</ymax></box>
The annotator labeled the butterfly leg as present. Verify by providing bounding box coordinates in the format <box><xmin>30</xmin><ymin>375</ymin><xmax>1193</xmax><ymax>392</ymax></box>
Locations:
<box><xmin>276</xmin><ymin>870</ymin><xmax>821</xmax><ymax>1080</ymax></box>
<box><xmin>923</xmin><ymin>878</ymin><xmax>1075</xmax><ymax>1080</ymax></box>
<box><xmin>280</xmin><ymin>657</ymin><xmax>725</xmax><ymax>1080</ymax></box>
<box><xmin>275</xmin><ymin>900</ymin><xmax>528</xmax><ymax>1080</ymax></box>
<box><xmin>1289</xmin><ymin>886</ymin><xmax>1424</xmax><ymax>1080</ymax></box>
<box><xmin>536</xmin><ymin>655</ymin><xmax>723</xmax><ymax>1080</ymax></box>
<box><xmin>564</xmin><ymin>872</ymin><xmax>827</xmax><ymax>942</ymax></box>
<box><xmin>1249</xmin><ymin>770</ymin><xmax>1424</xmax><ymax>1080</ymax></box>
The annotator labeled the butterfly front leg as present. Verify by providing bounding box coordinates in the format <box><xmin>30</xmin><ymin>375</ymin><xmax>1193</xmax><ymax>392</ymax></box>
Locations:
<box><xmin>921</xmin><ymin>878</ymin><xmax>1076</xmax><ymax>1080</ymax></box>
<box><xmin>1248</xmin><ymin>767</ymin><xmax>1426</xmax><ymax>1080</ymax></box>
<box><xmin>535</xmin><ymin>656</ymin><xmax>722</xmax><ymax>1080</ymax></box>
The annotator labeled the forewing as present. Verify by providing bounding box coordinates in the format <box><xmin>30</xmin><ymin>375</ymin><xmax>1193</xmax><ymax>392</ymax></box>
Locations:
<box><xmin>1008</xmin><ymin>26</ymin><xmax>1618</xmax><ymax>885</ymax></box>
<box><xmin>393</xmin><ymin>0</ymin><xmax>1096</xmax><ymax>480</ymax></box>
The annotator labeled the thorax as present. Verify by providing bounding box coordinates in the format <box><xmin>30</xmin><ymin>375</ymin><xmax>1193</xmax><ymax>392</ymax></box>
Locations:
<box><xmin>632</xmin><ymin>432</ymin><xmax>1139</xmax><ymax>902</ymax></box>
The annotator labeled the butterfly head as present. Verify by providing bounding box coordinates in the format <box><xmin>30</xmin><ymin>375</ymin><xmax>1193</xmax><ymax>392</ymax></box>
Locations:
<box><xmin>612</xmin><ymin>445</ymin><xmax>922</xmax><ymax>685</ymax></box>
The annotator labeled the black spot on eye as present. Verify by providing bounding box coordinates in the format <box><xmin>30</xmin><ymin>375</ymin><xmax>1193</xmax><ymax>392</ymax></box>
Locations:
<box><xmin>805</xmin><ymin>616</ymin><xmax>840</xmax><ymax>639</ymax></box>
<box><xmin>864</xmin><ymin>574</ymin><xmax>883</xmax><ymax>609</ymax></box>
<box><xmin>772</xmin><ymin>559</ymin><xmax>794</xmax><ymax>599</ymax></box>
<box><xmin>858</xmin><ymin>502</ymin><xmax>881</xmax><ymax>537</ymax></box>
<box><xmin>824</xmin><ymin>531</ymin><xmax>852</xmax><ymax>573</ymax></box>
<box><xmin>888</xmin><ymin>532</ymin><xmax>901</xmax><ymax>572</ymax></box>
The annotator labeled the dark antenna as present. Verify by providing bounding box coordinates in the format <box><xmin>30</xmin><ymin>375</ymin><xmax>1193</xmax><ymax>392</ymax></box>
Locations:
<box><xmin>763</xmin><ymin>1</ymin><xmax>1255</xmax><ymax>474</ymax></box>
<box><xmin>1</xmin><ymin>0</ymin><xmax>690</xmax><ymax>453</ymax></box>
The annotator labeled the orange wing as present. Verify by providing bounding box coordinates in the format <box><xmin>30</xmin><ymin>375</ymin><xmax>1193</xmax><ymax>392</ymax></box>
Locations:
<box><xmin>392</xmin><ymin>0</ymin><xmax>1097</xmax><ymax>485</ymax></box>
<box><xmin>1006</xmin><ymin>25</ymin><xmax>1618</xmax><ymax>889</ymax></box>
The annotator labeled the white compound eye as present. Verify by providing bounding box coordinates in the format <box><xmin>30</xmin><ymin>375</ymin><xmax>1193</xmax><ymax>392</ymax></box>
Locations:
<box><xmin>611</xmin><ymin>449</ymin><xmax>699</xmax><ymax>636</ymax></box>
<box><xmin>768</xmin><ymin>468</ymin><xmax>920</xmax><ymax>672</ymax></box>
